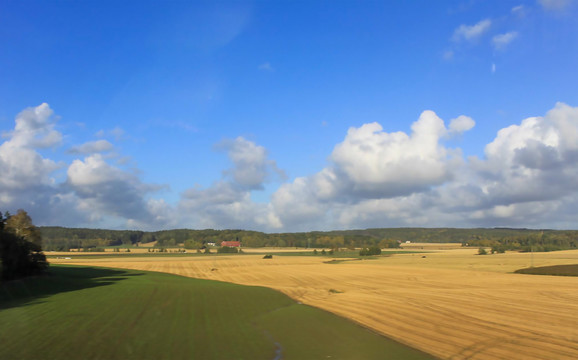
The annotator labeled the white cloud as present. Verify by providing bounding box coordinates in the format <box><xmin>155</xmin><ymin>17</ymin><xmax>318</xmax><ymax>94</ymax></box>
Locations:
<box><xmin>0</xmin><ymin>104</ymin><xmax>97</xmax><ymax>227</ymax></box>
<box><xmin>215</xmin><ymin>136</ymin><xmax>286</xmax><ymax>190</ymax></box>
<box><xmin>68</xmin><ymin>140</ymin><xmax>114</xmax><ymax>154</ymax></box>
<box><xmin>8</xmin><ymin>103</ymin><xmax>62</xmax><ymax>149</ymax></box>
<box><xmin>4</xmin><ymin>102</ymin><xmax>578</xmax><ymax>232</ymax></box>
<box><xmin>0</xmin><ymin>104</ymin><xmax>62</xmax><ymax>192</ymax></box>
<box><xmin>68</xmin><ymin>154</ymin><xmax>130</xmax><ymax>187</ymax></box>
<box><xmin>128</xmin><ymin>198</ymin><xmax>177</xmax><ymax>230</ymax></box>
<box><xmin>459</xmin><ymin>103</ymin><xmax>578</xmax><ymax>221</ymax></box>
<box><xmin>511</xmin><ymin>5</ymin><xmax>527</xmax><ymax>16</ymax></box>
<box><xmin>538</xmin><ymin>0</ymin><xmax>573</xmax><ymax>11</ymax></box>
<box><xmin>270</xmin><ymin>111</ymin><xmax>475</xmax><ymax>229</ymax></box>
<box><xmin>177</xmin><ymin>137</ymin><xmax>287</xmax><ymax>230</ymax></box>
<box><xmin>452</xmin><ymin>19</ymin><xmax>492</xmax><ymax>42</ymax></box>
<box><xmin>66</xmin><ymin>154</ymin><xmax>165</xmax><ymax>224</ymax></box>
<box><xmin>269</xmin><ymin>103</ymin><xmax>578</xmax><ymax>230</ymax></box>
<box><xmin>178</xmin><ymin>181</ymin><xmax>280</xmax><ymax>230</ymax></box>
<box><xmin>270</xmin><ymin>176</ymin><xmax>329</xmax><ymax>230</ymax></box>
<box><xmin>449</xmin><ymin>115</ymin><xmax>476</xmax><ymax>134</ymax></box>
<box><xmin>329</xmin><ymin>111</ymin><xmax>465</xmax><ymax>198</ymax></box>
<box><xmin>492</xmin><ymin>31</ymin><xmax>519</xmax><ymax>50</ymax></box>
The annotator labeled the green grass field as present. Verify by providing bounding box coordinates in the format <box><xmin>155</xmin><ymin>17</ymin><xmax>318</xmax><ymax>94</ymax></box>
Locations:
<box><xmin>0</xmin><ymin>265</ymin><xmax>434</xmax><ymax>360</ymax></box>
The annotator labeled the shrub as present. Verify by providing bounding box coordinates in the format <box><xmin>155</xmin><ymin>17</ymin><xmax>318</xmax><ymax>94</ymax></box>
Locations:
<box><xmin>359</xmin><ymin>247</ymin><xmax>381</xmax><ymax>256</ymax></box>
<box><xmin>217</xmin><ymin>246</ymin><xmax>239</xmax><ymax>254</ymax></box>
<box><xmin>263</xmin><ymin>254</ymin><xmax>273</xmax><ymax>259</ymax></box>
<box><xmin>478</xmin><ymin>247</ymin><xmax>488</xmax><ymax>255</ymax></box>
<box><xmin>491</xmin><ymin>246</ymin><xmax>506</xmax><ymax>254</ymax></box>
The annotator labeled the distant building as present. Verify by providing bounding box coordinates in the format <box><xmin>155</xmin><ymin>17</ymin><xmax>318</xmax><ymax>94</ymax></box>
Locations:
<box><xmin>405</xmin><ymin>241</ymin><xmax>411</xmax><ymax>244</ymax></box>
<box><xmin>221</xmin><ymin>241</ymin><xmax>241</xmax><ymax>248</ymax></box>
<box><xmin>207</xmin><ymin>242</ymin><xmax>216</xmax><ymax>247</ymax></box>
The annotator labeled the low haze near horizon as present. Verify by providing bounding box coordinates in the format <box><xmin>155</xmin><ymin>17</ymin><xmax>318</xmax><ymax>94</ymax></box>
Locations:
<box><xmin>1</xmin><ymin>0</ymin><xmax>578</xmax><ymax>232</ymax></box>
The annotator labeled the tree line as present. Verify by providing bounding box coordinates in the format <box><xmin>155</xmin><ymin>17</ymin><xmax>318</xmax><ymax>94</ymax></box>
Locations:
<box><xmin>38</xmin><ymin>226</ymin><xmax>578</xmax><ymax>252</ymax></box>
<box><xmin>466</xmin><ymin>231</ymin><xmax>577</xmax><ymax>253</ymax></box>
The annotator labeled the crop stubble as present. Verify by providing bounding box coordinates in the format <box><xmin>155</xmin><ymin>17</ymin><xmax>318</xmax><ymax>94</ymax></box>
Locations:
<box><xmin>51</xmin><ymin>249</ymin><xmax>578</xmax><ymax>360</ymax></box>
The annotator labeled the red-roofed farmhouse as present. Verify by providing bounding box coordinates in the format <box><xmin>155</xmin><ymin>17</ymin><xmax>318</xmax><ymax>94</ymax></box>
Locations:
<box><xmin>221</xmin><ymin>241</ymin><xmax>241</xmax><ymax>248</ymax></box>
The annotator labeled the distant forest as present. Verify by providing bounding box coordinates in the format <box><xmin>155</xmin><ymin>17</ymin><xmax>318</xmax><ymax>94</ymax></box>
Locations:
<box><xmin>39</xmin><ymin>227</ymin><xmax>578</xmax><ymax>253</ymax></box>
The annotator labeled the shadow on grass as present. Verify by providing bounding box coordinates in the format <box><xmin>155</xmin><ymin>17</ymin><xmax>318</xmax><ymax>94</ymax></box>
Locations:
<box><xmin>514</xmin><ymin>264</ymin><xmax>578</xmax><ymax>276</ymax></box>
<box><xmin>0</xmin><ymin>266</ymin><xmax>143</xmax><ymax>310</ymax></box>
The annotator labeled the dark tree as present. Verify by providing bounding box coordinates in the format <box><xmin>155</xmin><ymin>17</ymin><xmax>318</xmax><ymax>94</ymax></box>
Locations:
<box><xmin>6</xmin><ymin>209</ymin><xmax>43</xmax><ymax>247</ymax></box>
<box><xmin>0</xmin><ymin>211</ymin><xmax>48</xmax><ymax>281</ymax></box>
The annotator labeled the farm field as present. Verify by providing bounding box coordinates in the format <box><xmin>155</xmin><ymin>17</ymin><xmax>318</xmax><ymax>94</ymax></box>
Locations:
<box><xmin>398</xmin><ymin>242</ymin><xmax>464</xmax><ymax>250</ymax></box>
<box><xmin>0</xmin><ymin>265</ymin><xmax>431</xmax><ymax>360</ymax></box>
<box><xmin>50</xmin><ymin>248</ymin><xmax>578</xmax><ymax>360</ymax></box>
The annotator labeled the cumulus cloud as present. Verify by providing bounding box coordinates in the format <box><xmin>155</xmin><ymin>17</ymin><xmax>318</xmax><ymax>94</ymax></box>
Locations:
<box><xmin>4</xmin><ymin>102</ymin><xmax>578</xmax><ymax>232</ymax></box>
<box><xmin>1</xmin><ymin>106</ymin><xmax>284</xmax><ymax>230</ymax></box>
<box><xmin>270</xmin><ymin>111</ymin><xmax>475</xmax><ymax>229</ymax></box>
<box><xmin>5</xmin><ymin>103</ymin><xmax>62</xmax><ymax>149</ymax></box>
<box><xmin>68</xmin><ymin>139</ymin><xmax>114</xmax><ymax>154</ymax></box>
<box><xmin>270</xmin><ymin>175</ymin><xmax>330</xmax><ymax>230</ymax></box>
<box><xmin>269</xmin><ymin>103</ymin><xmax>578</xmax><ymax>230</ymax></box>
<box><xmin>0</xmin><ymin>104</ymin><xmax>97</xmax><ymax>227</ymax></box>
<box><xmin>329</xmin><ymin>111</ymin><xmax>467</xmax><ymax>198</ymax></box>
<box><xmin>66</xmin><ymin>154</ymin><xmax>165</xmax><ymax>224</ymax></box>
<box><xmin>0</xmin><ymin>103</ymin><xmax>170</xmax><ymax>229</ymax></box>
<box><xmin>178</xmin><ymin>180</ymin><xmax>282</xmax><ymax>230</ymax></box>
<box><xmin>178</xmin><ymin>181</ymin><xmax>269</xmax><ymax>229</ymax></box>
<box><xmin>419</xmin><ymin>102</ymin><xmax>578</xmax><ymax>229</ymax></box>
<box><xmin>452</xmin><ymin>19</ymin><xmax>492</xmax><ymax>42</ymax></box>
<box><xmin>215</xmin><ymin>137</ymin><xmax>286</xmax><ymax>190</ymax></box>
<box><xmin>0</xmin><ymin>103</ymin><xmax>62</xmax><ymax>194</ymax></box>
<box><xmin>449</xmin><ymin>115</ymin><xmax>476</xmax><ymax>135</ymax></box>
<box><xmin>178</xmin><ymin>137</ymin><xmax>286</xmax><ymax>230</ymax></box>
<box><xmin>471</xmin><ymin>103</ymin><xmax>578</xmax><ymax>205</ymax></box>
<box><xmin>492</xmin><ymin>31</ymin><xmax>519</xmax><ymax>50</ymax></box>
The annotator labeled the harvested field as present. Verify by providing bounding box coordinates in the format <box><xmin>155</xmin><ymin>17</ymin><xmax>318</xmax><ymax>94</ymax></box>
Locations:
<box><xmin>399</xmin><ymin>242</ymin><xmax>464</xmax><ymax>250</ymax></box>
<box><xmin>51</xmin><ymin>249</ymin><xmax>578</xmax><ymax>360</ymax></box>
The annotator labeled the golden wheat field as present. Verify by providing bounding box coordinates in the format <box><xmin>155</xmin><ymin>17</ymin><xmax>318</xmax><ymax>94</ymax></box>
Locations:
<box><xmin>51</xmin><ymin>248</ymin><xmax>578</xmax><ymax>360</ymax></box>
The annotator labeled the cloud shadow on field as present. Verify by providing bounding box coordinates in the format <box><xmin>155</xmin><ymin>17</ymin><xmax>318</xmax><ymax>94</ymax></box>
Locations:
<box><xmin>0</xmin><ymin>266</ymin><xmax>144</xmax><ymax>311</ymax></box>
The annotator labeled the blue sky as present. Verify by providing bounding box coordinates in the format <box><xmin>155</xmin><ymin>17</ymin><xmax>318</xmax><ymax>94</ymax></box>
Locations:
<box><xmin>1</xmin><ymin>0</ymin><xmax>578</xmax><ymax>231</ymax></box>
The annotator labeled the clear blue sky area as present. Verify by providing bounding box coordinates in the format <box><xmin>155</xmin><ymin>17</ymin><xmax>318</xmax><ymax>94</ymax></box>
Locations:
<box><xmin>1</xmin><ymin>0</ymin><xmax>577</xmax><ymax>231</ymax></box>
